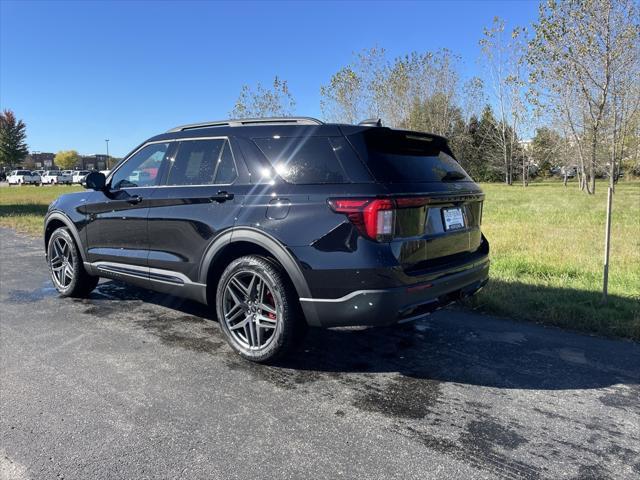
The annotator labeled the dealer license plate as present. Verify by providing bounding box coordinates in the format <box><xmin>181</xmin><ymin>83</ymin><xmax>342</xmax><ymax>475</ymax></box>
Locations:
<box><xmin>442</xmin><ymin>207</ymin><xmax>465</xmax><ymax>231</ymax></box>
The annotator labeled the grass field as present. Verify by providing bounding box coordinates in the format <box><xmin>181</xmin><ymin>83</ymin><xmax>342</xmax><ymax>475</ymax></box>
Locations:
<box><xmin>0</xmin><ymin>184</ymin><xmax>82</xmax><ymax>234</ymax></box>
<box><xmin>467</xmin><ymin>181</ymin><xmax>640</xmax><ymax>340</ymax></box>
<box><xmin>1</xmin><ymin>181</ymin><xmax>639</xmax><ymax>340</ymax></box>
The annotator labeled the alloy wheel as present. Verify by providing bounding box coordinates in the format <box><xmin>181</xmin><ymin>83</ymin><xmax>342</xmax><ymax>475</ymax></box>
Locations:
<box><xmin>49</xmin><ymin>236</ymin><xmax>74</xmax><ymax>289</ymax></box>
<box><xmin>222</xmin><ymin>271</ymin><xmax>278</xmax><ymax>350</ymax></box>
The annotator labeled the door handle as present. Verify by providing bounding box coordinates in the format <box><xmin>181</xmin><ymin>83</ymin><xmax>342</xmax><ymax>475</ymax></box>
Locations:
<box><xmin>210</xmin><ymin>191</ymin><xmax>234</xmax><ymax>203</ymax></box>
<box><xmin>126</xmin><ymin>195</ymin><xmax>143</xmax><ymax>205</ymax></box>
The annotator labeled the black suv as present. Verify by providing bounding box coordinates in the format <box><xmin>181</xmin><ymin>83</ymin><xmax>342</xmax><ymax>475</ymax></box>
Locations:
<box><xmin>44</xmin><ymin>117</ymin><xmax>489</xmax><ymax>362</ymax></box>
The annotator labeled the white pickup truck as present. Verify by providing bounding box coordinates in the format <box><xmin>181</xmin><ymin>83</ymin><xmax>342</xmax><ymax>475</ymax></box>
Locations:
<box><xmin>7</xmin><ymin>170</ymin><xmax>41</xmax><ymax>186</ymax></box>
<box><xmin>72</xmin><ymin>170</ymin><xmax>91</xmax><ymax>184</ymax></box>
<box><xmin>41</xmin><ymin>170</ymin><xmax>72</xmax><ymax>184</ymax></box>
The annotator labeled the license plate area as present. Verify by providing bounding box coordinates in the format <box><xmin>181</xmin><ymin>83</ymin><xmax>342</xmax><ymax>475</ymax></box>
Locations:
<box><xmin>442</xmin><ymin>207</ymin><xmax>465</xmax><ymax>231</ymax></box>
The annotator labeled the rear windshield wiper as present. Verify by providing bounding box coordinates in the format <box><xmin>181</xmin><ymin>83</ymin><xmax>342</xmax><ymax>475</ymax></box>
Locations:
<box><xmin>441</xmin><ymin>171</ymin><xmax>467</xmax><ymax>182</ymax></box>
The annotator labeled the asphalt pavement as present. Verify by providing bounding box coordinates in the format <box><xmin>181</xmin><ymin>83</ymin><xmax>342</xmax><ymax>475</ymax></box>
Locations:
<box><xmin>1</xmin><ymin>227</ymin><xmax>639</xmax><ymax>479</ymax></box>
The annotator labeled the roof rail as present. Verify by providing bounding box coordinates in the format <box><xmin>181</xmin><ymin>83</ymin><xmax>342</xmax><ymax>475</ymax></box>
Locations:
<box><xmin>167</xmin><ymin>117</ymin><xmax>324</xmax><ymax>133</ymax></box>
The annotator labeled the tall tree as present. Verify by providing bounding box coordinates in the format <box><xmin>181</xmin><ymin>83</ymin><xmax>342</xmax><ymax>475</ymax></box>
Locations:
<box><xmin>54</xmin><ymin>150</ymin><xmax>80</xmax><ymax>170</ymax></box>
<box><xmin>0</xmin><ymin>110</ymin><xmax>29</xmax><ymax>168</ymax></box>
<box><xmin>320</xmin><ymin>46</ymin><xmax>387</xmax><ymax>123</ymax></box>
<box><xmin>607</xmin><ymin>34</ymin><xmax>640</xmax><ymax>187</ymax></box>
<box><xmin>320</xmin><ymin>66</ymin><xmax>362</xmax><ymax>124</ymax></box>
<box><xmin>230</xmin><ymin>76</ymin><xmax>296</xmax><ymax>118</ymax></box>
<box><xmin>530</xmin><ymin>127</ymin><xmax>563</xmax><ymax>177</ymax></box>
<box><xmin>528</xmin><ymin>0</ymin><xmax>640</xmax><ymax>194</ymax></box>
<box><xmin>320</xmin><ymin>47</ymin><xmax>463</xmax><ymax>133</ymax></box>
<box><xmin>480</xmin><ymin>17</ymin><xmax>529</xmax><ymax>185</ymax></box>
<box><xmin>475</xmin><ymin>105</ymin><xmax>508</xmax><ymax>182</ymax></box>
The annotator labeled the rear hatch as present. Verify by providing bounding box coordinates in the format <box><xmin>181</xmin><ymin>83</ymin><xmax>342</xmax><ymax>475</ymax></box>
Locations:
<box><xmin>345</xmin><ymin>127</ymin><xmax>485</xmax><ymax>273</ymax></box>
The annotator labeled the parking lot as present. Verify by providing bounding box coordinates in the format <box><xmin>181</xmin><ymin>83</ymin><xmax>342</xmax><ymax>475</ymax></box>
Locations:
<box><xmin>1</xmin><ymin>226</ymin><xmax>639</xmax><ymax>479</ymax></box>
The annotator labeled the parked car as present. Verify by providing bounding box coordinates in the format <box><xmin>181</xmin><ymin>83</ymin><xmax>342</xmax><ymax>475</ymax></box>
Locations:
<box><xmin>44</xmin><ymin>117</ymin><xmax>490</xmax><ymax>362</ymax></box>
<box><xmin>56</xmin><ymin>170</ymin><xmax>74</xmax><ymax>184</ymax></box>
<box><xmin>34</xmin><ymin>169</ymin><xmax>46</xmax><ymax>177</ymax></box>
<box><xmin>72</xmin><ymin>170</ymin><xmax>91</xmax><ymax>184</ymax></box>
<box><xmin>7</xmin><ymin>170</ymin><xmax>41</xmax><ymax>185</ymax></box>
<box><xmin>41</xmin><ymin>171</ymin><xmax>58</xmax><ymax>184</ymax></box>
<box><xmin>560</xmin><ymin>166</ymin><xmax>577</xmax><ymax>178</ymax></box>
<box><xmin>41</xmin><ymin>170</ymin><xmax>70</xmax><ymax>184</ymax></box>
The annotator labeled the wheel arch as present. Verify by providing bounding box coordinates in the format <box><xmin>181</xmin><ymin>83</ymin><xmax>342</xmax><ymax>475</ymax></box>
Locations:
<box><xmin>44</xmin><ymin>212</ymin><xmax>87</xmax><ymax>262</ymax></box>
<box><xmin>200</xmin><ymin>227</ymin><xmax>312</xmax><ymax>305</ymax></box>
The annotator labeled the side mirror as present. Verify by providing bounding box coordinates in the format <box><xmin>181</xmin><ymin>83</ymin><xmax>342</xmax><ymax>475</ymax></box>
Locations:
<box><xmin>84</xmin><ymin>171</ymin><xmax>106</xmax><ymax>190</ymax></box>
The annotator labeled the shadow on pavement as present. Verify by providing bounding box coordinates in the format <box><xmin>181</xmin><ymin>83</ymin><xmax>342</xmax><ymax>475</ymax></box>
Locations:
<box><xmin>84</xmin><ymin>279</ymin><xmax>640</xmax><ymax>392</ymax></box>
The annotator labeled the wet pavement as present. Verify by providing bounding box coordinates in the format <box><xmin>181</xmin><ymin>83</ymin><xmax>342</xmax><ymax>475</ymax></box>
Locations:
<box><xmin>1</xmin><ymin>227</ymin><xmax>639</xmax><ymax>479</ymax></box>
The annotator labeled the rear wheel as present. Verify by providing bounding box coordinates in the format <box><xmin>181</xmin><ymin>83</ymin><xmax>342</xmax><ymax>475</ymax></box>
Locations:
<box><xmin>47</xmin><ymin>227</ymin><xmax>99</xmax><ymax>297</ymax></box>
<box><xmin>216</xmin><ymin>255</ymin><xmax>306</xmax><ymax>363</ymax></box>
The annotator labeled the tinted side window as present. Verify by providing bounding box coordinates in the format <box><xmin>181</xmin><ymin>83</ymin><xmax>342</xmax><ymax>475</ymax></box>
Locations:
<box><xmin>253</xmin><ymin>136</ymin><xmax>349</xmax><ymax>184</ymax></box>
<box><xmin>166</xmin><ymin>139</ymin><xmax>236</xmax><ymax>186</ymax></box>
<box><xmin>111</xmin><ymin>142</ymin><xmax>169</xmax><ymax>189</ymax></box>
<box><xmin>214</xmin><ymin>141</ymin><xmax>237</xmax><ymax>184</ymax></box>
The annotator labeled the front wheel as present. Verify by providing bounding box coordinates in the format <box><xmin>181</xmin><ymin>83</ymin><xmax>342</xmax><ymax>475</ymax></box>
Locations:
<box><xmin>47</xmin><ymin>227</ymin><xmax>99</xmax><ymax>297</ymax></box>
<box><xmin>216</xmin><ymin>255</ymin><xmax>306</xmax><ymax>363</ymax></box>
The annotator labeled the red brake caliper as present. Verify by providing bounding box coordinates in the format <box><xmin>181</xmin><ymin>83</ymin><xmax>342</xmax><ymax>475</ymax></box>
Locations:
<box><xmin>265</xmin><ymin>291</ymin><xmax>276</xmax><ymax>320</ymax></box>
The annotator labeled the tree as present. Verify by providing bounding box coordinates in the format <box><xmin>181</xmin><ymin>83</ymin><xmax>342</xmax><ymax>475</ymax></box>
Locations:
<box><xmin>320</xmin><ymin>47</ymin><xmax>464</xmax><ymax>133</ymax></box>
<box><xmin>320</xmin><ymin>66</ymin><xmax>363</xmax><ymax>124</ymax></box>
<box><xmin>475</xmin><ymin>105</ymin><xmax>507</xmax><ymax>182</ymax></box>
<box><xmin>530</xmin><ymin>127</ymin><xmax>562</xmax><ymax>177</ymax></box>
<box><xmin>55</xmin><ymin>150</ymin><xmax>80</xmax><ymax>170</ymax></box>
<box><xmin>230</xmin><ymin>76</ymin><xmax>296</xmax><ymax>118</ymax></box>
<box><xmin>528</xmin><ymin>0</ymin><xmax>640</xmax><ymax>194</ymax></box>
<box><xmin>452</xmin><ymin>105</ymin><xmax>505</xmax><ymax>182</ymax></box>
<box><xmin>0</xmin><ymin>109</ymin><xmax>29</xmax><ymax>168</ymax></box>
<box><xmin>480</xmin><ymin>17</ymin><xmax>529</xmax><ymax>185</ymax></box>
<box><xmin>320</xmin><ymin>47</ymin><xmax>387</xmax><ymax>123</ymax></box>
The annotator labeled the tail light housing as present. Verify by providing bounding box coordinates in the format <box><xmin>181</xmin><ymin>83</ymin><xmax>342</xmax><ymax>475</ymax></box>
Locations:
<box><xmin>328</xmin><ymin>197</ymin><xmax>430</xmax><ymax>242</ymax></box>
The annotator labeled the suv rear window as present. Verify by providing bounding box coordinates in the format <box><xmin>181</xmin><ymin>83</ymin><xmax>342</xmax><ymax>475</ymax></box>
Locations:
<box><xmin>253</xmin><ymin>136</ymin><xmax>351</xmax><ymax>184</ymax></box>
<box><xmin>355</xmin><ymin>129</ymin><xmax>471</xmax><ymax>183</ymax></box>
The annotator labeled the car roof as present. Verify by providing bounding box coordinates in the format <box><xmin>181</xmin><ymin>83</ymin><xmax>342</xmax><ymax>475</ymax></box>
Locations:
<box><xmin>148</xmin><ymin>121</ymin><xmax>446</xmax><ymax>143</ymax></box>
<box><xmin>123</xmin><ymin>117</ymin><xmax>449</xmax><ymax>161</ymax></box>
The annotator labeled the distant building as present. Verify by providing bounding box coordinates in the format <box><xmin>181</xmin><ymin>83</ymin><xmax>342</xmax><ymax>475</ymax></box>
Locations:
<box><xmin>79</xmin><ymin>154</ymin><xmax>109</xmax><ymax>170</ymax></box>
<box><xmin>21</xmin><ymin>151</ymin><xmax>119</xmax><ymax>171</ymax></box>
<box><xmin>25</xmin><ymin>152</ymin><xmax>55</xmax><ymax>168</ymax></box>
<box><xmin>519</xmin><ymin>139</ymin><xmax>533</xmax><ymax>151</ymax></box>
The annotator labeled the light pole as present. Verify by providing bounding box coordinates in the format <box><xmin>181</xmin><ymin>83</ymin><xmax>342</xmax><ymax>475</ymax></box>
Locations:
<box><xmin>105</xmin><ymin>139</ymin><xmax>110</xmax><ymax>169</ymax></box>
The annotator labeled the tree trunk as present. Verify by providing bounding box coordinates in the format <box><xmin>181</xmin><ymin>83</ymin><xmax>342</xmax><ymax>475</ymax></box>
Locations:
<box><xmin>590</xmin><ymin>128</ymin><xmax>598</xmax><ymax>195</ymax></box>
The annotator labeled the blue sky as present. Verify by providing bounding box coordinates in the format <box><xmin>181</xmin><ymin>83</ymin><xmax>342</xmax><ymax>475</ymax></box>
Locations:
<box><xmin>1</xmin><ymin>0</ymin><xmax>539</xmax><ymax>157</ymax></box>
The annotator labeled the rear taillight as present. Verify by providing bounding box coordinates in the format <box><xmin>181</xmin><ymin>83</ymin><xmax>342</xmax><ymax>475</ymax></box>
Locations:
<box><xmin>328</xmin><ymin>198</ymin><xmax>394</xmax><ymax>241</ymax></box>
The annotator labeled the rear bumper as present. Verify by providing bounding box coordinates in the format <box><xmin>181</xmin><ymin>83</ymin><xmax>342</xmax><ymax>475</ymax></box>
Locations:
<box><xmin>300</xmin><ymin>256</ymin><xmax>489</xmax><ymax>327</ymax></box>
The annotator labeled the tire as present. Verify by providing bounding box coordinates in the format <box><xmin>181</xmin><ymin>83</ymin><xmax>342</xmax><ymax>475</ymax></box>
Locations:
<box><xmin>216</xmin><ymin>255</ymin><xmax>306</xmax><ymax>363</ymax></box>
<box><xmin>47</xmin><ymin>227</ymin><xmax>99</xmax><ymax>297</ymax></box>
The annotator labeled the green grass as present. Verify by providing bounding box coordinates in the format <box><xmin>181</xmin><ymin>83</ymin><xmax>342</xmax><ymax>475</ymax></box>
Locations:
<box><xmin>1</xmin><ymin>182</ymin><xmax>638</xmax><ymax>340</ymax></box>
<box><xmin>0</xmin><ymin>185</ymin><xmax>82</xmax><ymax>235</ymax></box>
<box><xmin>466</xmin><ymin>181</ymin><xmax>640</xmax><ymax>340</ymax></box>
